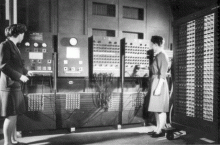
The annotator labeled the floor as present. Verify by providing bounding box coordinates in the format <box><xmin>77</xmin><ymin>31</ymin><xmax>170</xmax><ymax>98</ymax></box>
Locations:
<box><xmin>0</xmin><ymin>124</ymin><xmax>217</xmax><ymax>145</ymax></box>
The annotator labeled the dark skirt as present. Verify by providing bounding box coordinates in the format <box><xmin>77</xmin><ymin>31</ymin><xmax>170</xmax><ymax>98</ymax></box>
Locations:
<box><xmin>0</xmin><ymin>90</ymin><xmax>26</xmax><ymax>117</ymax></box>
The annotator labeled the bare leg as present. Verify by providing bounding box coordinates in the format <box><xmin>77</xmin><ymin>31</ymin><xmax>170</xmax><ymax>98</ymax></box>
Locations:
<box><xmin>158</xmin><ymin>112</ymin><xmax>167</xmax><ymax>133</ymax></box>
<box><xmin>3</xmin><ymin>115</ymin><xmax>17</xmax><ymax>145</ymax></box>
<box><xmin>11</xmin><ymin>116</ymin><xmax>18</xmax><ymax>144</ymax></box>
<box><xmin>154</xmin><ymin>112</ymin><xmax>160</xmax><ymax>132</ymax></box>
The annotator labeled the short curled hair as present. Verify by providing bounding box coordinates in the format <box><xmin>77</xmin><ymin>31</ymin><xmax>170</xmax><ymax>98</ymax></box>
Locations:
<box><xmin>151</xmin><ymin>35</ymin><xmax>163</xmax><ymax>46</ymax></box>
<box><xmin>5</xmin><ymin>23</ymin><xmax>27</xmax><ymax>38</ymax></box>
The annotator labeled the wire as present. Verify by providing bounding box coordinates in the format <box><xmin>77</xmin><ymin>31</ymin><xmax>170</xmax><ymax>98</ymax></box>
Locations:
<box><xmin>169</xmin><ymin>79</ymin><xmax>173</xmax><ymax>124</ymax></box>
<box><xmin>169</xmin><ymin>104</ymin><xmax>173</xmax><ymax>124</ymax></box>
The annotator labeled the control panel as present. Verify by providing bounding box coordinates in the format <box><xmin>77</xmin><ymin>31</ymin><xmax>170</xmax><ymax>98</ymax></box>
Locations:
<box><xmin>58</xmin><ymin>34</ymin><xmax>88</xmax><ymax>77</ymax></box>
<box><xmin>124</xmin><ymin>39</ymin><xmax>150</xmax><ymax>77</ymax></box>
<box><xmin>175</xmin><ymin>13</ymin><xmax>216</xmax><ymax>122</ymax></box>
<box><xmin>203</xmin><ymin>13</ymin><xmax>215</xmax><ymax>121</ymax></box>
<box><xmin>20</xmin><ymin>32</ymin><xmax>54</xmax><ymax>75</ymax></box>
<box><xmin>89</xmin><ymin>36</ymin><xmax>120</xmax><ymax>77</ymax></box>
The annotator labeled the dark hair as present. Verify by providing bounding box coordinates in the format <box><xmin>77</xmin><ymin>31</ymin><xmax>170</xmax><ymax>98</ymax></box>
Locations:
<box><xmin>151</xmin><ymin>35</ymin><xmax>163</xmax><ymax>46</ymax></box>
<box><xmin>5</xmin><ymin>23</ymin><xmax>27</xmax><ymax>38</ymax></box>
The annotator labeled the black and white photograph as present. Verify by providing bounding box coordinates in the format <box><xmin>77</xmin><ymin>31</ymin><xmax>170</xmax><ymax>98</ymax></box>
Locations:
<box><xmin>0</xmin><ymin>0</ymin><xmax>219</xmax><ymax>144</ymax></box>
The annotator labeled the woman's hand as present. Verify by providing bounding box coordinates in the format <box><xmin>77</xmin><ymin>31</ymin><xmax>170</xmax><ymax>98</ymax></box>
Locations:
<box><xmin>27</xmin><ymin>71</ymin><xmax>33</xmax><ymax>76</ymax></box>
<box><xmin>20</xmin><ymin>75</ymin><xmax>29</xmax><ymax>83</ymax></box>
<box><xmin>154</xmin><ymin>87</ymin><xmax>161</xmax><ymax>96</ymax></box>
<box><xmin>154</xmin><ymin>78</ymin><xmax>165</xmax><ymax>96</ymax></box>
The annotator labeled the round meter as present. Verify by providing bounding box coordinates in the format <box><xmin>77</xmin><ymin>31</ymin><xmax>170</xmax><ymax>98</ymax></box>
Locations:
<box><xmin>34</xmin><ymin>43</ymin><xmax>39</xmax><ymax>47</ymax></box>
<box><xmin>42</xmin><ymin>43</ymin><xmax>47</xmax><ymax>47</ymax></box>
<box><xmin>69</xmin><ymin>38</ymin><xmax>78</xmax><ymax>46</ymax></box>
<box><xmin>25</xmin><ymin>42</ymin><xmax>30</xmax><ymax>47</ymax></box>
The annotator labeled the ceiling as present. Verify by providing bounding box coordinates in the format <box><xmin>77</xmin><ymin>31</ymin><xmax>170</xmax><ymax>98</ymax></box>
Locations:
<box><xmin>169</xmin><ymin>0</ymin><xmax>219</xmax><ymax>20</ymax></box>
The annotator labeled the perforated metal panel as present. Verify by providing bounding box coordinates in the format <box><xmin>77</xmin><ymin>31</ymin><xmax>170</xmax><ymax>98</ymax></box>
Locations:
<box><xmin>173</xmin><ymin>10</ymin><xmax>219</xmax><ymax>141</ymax></box>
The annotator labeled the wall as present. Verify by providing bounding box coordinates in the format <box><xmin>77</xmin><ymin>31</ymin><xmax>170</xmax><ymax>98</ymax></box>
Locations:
<box><xmin>87</xmin><ymin>0</ymin><xmax>119</xmax><ymax>37</ymax></box>
<box><xmin>146</xmin><ymin>0</ymin><xmax>173</xmax><ymax>49</ymax></box>
<box><xmin>2</xmin><ymin>0</ymin><xmax>173</xmax><ymax>46</ymax></box>
<box><xmin>57</xmin><ymin>0</ymin><xmax>173</xmax><ymax>48</ymax></box>
<box><xmin>17</xmin><ymin>0</ymin><xmax>51</xmax><ymax>32</ymax></box>
<box><xmin>58</xmin><ymin>0</ymin><xmax>86</xmax><ymax>34</ymax></box>
<box><xmin>118</xmin><ymin>0</ymin><xmax>146</xmax><ymax>38</ymax></box>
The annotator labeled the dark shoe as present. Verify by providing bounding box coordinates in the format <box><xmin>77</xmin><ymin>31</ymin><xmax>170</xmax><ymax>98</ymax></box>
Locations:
<box><xmin>151</xmin><ymin>132</ymin><xmax>165</xmax><ymax>138</ymax></box>
<box><xmin>146</xmin><ymin>131</ymin><xmax>155</xmax><ymax>135</ymax></box>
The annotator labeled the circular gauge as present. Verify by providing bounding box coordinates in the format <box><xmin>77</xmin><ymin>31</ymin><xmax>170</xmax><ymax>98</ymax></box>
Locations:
<box><xmin>34</xmin><ymin>43</ymin><xmax>39</xmax><ymax>47</ymax></box>
<box><xmin>25</xmin><ymin>42</ymin><xmax>30</xmax><ymax>47</ymax></box>
<box><xmin>42</xmin><ymin>43</ymin><xmax>47</xmax><ymax>47</ymax></box>
<box><xmin>69</xmin><ymin>38</ymin><xmax>78</xmax><ymax>46</ymax></box>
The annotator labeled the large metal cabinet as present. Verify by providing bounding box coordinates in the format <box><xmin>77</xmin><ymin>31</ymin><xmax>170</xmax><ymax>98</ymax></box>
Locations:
<box><xmin>172</xmin><ymin>5</ymin><xmax>219</xmax><ymax>142</ymax></box>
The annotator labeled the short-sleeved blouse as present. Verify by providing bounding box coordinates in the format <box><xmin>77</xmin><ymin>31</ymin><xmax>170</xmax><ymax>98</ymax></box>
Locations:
<box><xmin>150</xmin><ymin>51</ymin><xmax>169</xmax><ymax>79</ymax></box>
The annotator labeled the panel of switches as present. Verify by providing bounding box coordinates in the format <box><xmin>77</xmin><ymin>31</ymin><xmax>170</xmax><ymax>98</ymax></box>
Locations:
<box><xmin>175</xmin><ymin>13</ymin><xmax>216</xmax><ymax>122</ymax></box>
<box><xmin>175</xmin><ymin>23</ymin><xmax>187</xmax><ymax>115</ymax></box>
<box><xmin>91</xmin><ymin>36</ymin><xmax>120</xmax><ymax>77</ymax></box>
<box><xmin>186</xmin><ymin>20</ymin><xmax>196</xmax><ymax>117</ymax></box>
<box><xmin>194</xmin><ymin>17</ymin><xmax>204</xmax><ymax>119</ymax></box>
<box><xmin>203</xmin><ymin>13</ymin><xmax>215</xmax><ymax>122</ymax></box>
<box><xmin>124</xmin><ymin>39</ymin><xmax>150</xmax><ymax>77</ymax></box>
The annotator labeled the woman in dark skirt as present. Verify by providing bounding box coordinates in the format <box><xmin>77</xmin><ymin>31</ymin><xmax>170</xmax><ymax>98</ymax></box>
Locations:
<box><xmin>147</xmin><ymin>36</ymin><xmax>169</xmax><ymax>137</ymax></box>
<box><xmin>0</xmin><ymin>24</ymin><xmax>32</xmax><ymax>145</ymax></box>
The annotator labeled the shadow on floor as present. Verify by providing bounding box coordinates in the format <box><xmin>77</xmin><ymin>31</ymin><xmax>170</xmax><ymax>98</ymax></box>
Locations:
<box><xmin>1</xmin><ymin>126</ymin><xmax>217</xmax><ymax>145</ymax></box>
<box><xmin>26</xmin><ymin>132</ymin><xmax>147</xmax><ymax>145</ymax></box>
<box><xmin>25</xmin><ymin>132</ymin><xmax>211</xmax><ymax>145</ymax></box>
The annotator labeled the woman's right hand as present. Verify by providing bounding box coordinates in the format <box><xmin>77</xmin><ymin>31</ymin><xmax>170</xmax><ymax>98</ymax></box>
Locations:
<box><xmin>20</xmin><ymin>75</ymin><xmax>29</xmax><ymax>83</ymax></box>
